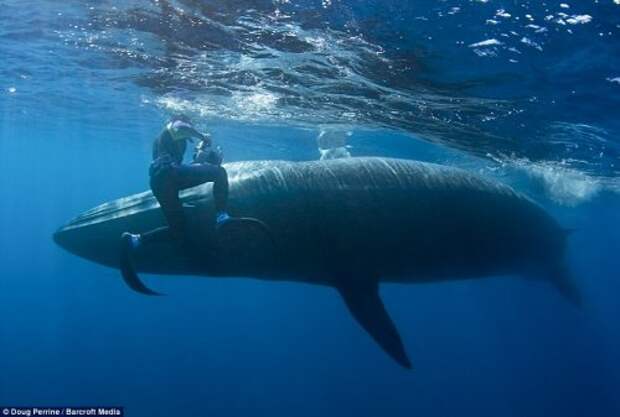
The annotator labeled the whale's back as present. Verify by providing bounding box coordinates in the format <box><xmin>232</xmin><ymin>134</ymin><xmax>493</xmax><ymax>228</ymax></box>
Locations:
<box><xmin>216</xmin><ymin>158</ymin><xmax>565</xmax><ymax>281</ymax></box>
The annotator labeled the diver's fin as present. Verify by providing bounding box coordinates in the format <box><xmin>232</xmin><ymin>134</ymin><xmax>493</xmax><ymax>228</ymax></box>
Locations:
<box><xmin>548</xmin><ymin>263</ymin><xmax>581</xmax><ymax>307</ymax></box>
<box><xmin>119</xmin><ymin>233</ymin><xmax>162</xmax><ymax>296</ymax></box>
<box><xmin>336</xmin><ymin>280</ymin><xmax>412</xmax><ymax>369</ymax></box>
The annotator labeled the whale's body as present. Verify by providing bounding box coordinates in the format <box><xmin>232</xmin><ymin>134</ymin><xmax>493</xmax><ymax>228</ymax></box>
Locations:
<box><xmin>54</xmin><ymin>157</ymin><xmax>578</xmax><ymax>368</ymax></box>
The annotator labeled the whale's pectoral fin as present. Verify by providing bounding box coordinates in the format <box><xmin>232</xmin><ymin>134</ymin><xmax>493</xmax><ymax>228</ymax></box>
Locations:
<box><xmin>336</xmin><ymin>280</ymin><xmax>412</xmax><ymax>369</ymax></box>
<box><xmin>216</xmin><ymin>217</ymin><xmax>274</xmax><ymax>244</ymax></box>
<box><xmin>215</xmin><ymin>217</ymin><xmax>276</xmax><ymax>261</ymax></box>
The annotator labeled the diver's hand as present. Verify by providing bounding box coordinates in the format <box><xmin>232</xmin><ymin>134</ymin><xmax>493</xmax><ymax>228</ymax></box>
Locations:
<box><xmin>200</xmin><ymin>133</ymin><xmax>212</xmax><ymax>145</ymax></box>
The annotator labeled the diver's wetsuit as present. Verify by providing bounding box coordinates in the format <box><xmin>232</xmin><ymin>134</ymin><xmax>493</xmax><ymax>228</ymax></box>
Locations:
<box><xmin>140</xmin><ymin>127</ymin><xmax>228</xmax><ymax>245</ymax></box>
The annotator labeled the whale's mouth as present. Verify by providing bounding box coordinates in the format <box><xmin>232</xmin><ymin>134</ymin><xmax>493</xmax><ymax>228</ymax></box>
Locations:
<box><xmin>53</xmin><ymin>219</ymin><xmax>123</xmax><ymax>268</ymax></box>
<box><xmin>52</xmin><ymin>227</ymin><xmax>71</xmax><ymax>253</ymax></box>
<box><xmin>52</xmin><ymin>191</ymin><xmax>160</xmax><ymax>267</ymax></box>
<box><xmin>51</xmin><ymin>186</ymin><xmax>214</xmax><ymax>274</ymax></box>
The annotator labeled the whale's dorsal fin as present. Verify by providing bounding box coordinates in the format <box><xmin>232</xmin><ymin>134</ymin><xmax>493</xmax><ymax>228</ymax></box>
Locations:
<box><xmin>336</xmin><ymin>280</ymin><xmax>412</xmax><ymax>369</ymax></box>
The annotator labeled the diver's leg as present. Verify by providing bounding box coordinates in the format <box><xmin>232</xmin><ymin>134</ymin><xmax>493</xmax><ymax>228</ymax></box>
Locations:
<box><xmin>119</xmin><ymin>177</ymin><xmax>177</xmax><ymax>295</ymax></box>
<box><xmin>212</xmin><ymin>165</ymin><xmax>229</xmax><ymax>213</ymax></box>
<box><xmin>118</xmin><ymin>170</ymin><xmax>185</xmax><ymax>296</ymax></box>
<box><xmin>175</xmin><ymin>163</ymin><xmax>229</xmax><ymax>215</ymax></box>
<box><xmin>151</xmin><ymin>173</ymin><xmax>186</xmax><ymax>242</ymax></box>
<box><xmin>122</xmin><ymin>173</ymin><xmax>182</xmax><ymax>247</ymax></box>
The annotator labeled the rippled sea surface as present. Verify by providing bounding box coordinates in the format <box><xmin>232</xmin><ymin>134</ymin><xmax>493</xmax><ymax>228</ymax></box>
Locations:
<box><xmin>1</xmin><ymin>1</ymin><xmax>619</xmax><ymax>417</ymax></box>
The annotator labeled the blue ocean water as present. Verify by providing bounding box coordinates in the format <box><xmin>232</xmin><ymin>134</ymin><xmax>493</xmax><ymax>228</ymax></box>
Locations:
<box><xmin>1</xmin><ymin>1</ymin><xmax>619</xmax><ymax>416</ymax></box>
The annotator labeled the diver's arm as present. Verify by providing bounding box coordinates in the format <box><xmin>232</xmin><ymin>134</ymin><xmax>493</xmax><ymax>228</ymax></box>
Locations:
<box><xmin>176</xmin><ymin>125</ymin><xmax>207</xmax><ymax>142</ymax></box>
<box><xmin>167</xmin><ymin>119</ymin><xmax>208</xmax><ymax>142</ymax></box>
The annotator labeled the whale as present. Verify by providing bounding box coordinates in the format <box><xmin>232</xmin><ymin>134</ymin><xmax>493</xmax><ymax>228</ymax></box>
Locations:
<box><xmin>53</xmin><ymin>157</ymin><xmax>580</xmax><ymax>369</ymax></box>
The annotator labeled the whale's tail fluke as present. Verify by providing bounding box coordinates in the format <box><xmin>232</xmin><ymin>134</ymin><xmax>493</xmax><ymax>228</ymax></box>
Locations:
<box><xmin>336</xmin><ymin>279</ymin><xmax>412</xmax><ymax>370</ymax></box>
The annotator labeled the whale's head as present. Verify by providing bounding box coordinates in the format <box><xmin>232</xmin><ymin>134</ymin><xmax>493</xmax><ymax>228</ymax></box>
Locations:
<box><xmin>53</xmin><ymin>188</ymin><xmax>219</xmax><ymax>275</ymax></box>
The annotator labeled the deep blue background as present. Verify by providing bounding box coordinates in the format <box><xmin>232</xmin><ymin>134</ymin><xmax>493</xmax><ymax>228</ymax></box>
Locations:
<box><xmin>1</xmin><ymin>117</ymin><xmax>619</xmax><ymax>417</ymax></box>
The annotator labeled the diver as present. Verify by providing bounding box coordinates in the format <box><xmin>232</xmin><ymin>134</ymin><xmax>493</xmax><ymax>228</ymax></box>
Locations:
<box><xmin>317</xmin><ymin>129</ymin><xmax>351</xmax><ymax>160</ymax></box>
<box><xmin>119</xmin><ymin>115</ymin><xmax>231</xmax><ymax>291</ymax></box>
